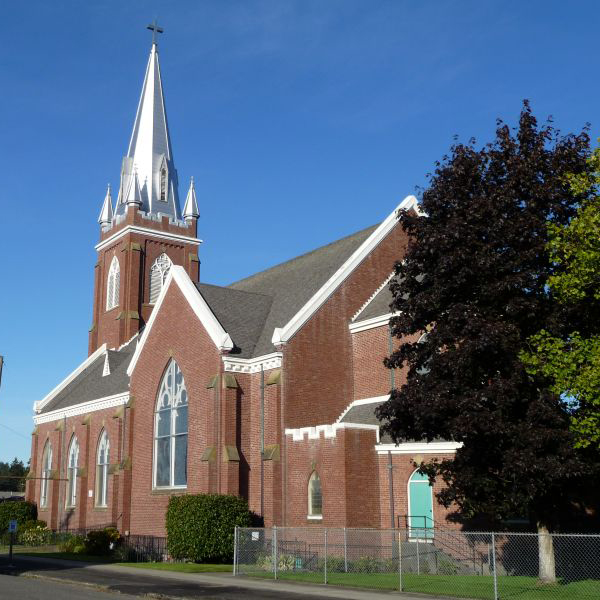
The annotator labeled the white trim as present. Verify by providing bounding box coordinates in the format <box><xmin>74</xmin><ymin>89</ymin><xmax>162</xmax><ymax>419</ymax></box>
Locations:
<box><xmin>34</xmin><ymin>344</ymin><xmax>108</xmax><ymax>413</ymax></box>
<box><xmin>223</xmin><ymin>352</ymin><xmax>283</xmax><ymax>374</ymax></box>
<box><xmin>127</xmin><ymin>266</ymin><xmax>234</xmax><ymax>376</ymax></box>
<box><xmin>285</xmin><ymin>422</ymin><xmax>380</xmax><ymax>442</ymax></box>
<box><xmin>335</xmin><ymin>395</ymin><xmax>389</xmax><ymax>424</ymax></box>
<box><xmin>95</xmin><ymin>225</ymin><xmax>202</xmax><ymax>252</ymax></box>
<box><xmin>33</xmin><ymin>392</ymin><xmax>129</xmax><ymax>425</ymax></box>
<box><xmin>349</xmin><ymin>313</ymin><xmax>395</xmax><ymax>334</ymax></box>
<box><xmin>375</xmin><ymin>441</ymin><xmax>462</xmax><ymax>454</ymax></box>
<box><xmin>271</xmin><ymin>195</ymin><xmax>421</xmax><ymax>347</ymax></box>
<box><xmin>307</xmin><ymin>515</ymin><xmax>323</xmax><ymax>520</ymax></box>
<box><xmin>351</xmin><ymin>272</ymin><xmax>395</xmax><ymax>322</ymax></box>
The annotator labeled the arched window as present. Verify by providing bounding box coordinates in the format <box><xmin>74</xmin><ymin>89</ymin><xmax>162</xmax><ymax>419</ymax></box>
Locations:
<box><xmin>154</xmin><ymin>360</ymin><xmax>188</xmax><ymax>488</ymax></box>
<box><xmin>160</xmin><ymin>167</ymin><xmax>167</xmax><ymax>201</ymax></box>
<box><xmin>66</xmin><ymin>436</ymin><xmax>79</xmax><ymax>508</ymax></box>
<box><xmin>40</xmin><ymin>441</ymin><xmax>52</xmax><ymax>508</ymax></box>
<box><xmin>308</xmin><ymin>471</ymin><xmax>322</xmax><ymax>518</ymax></box>
<box><xmin>106</xmin><ymin>256</ymin><xmax>120</xmax><ymax>310</ymax></box>
<box><xmin>149</xmin><ymin>253</ymin><xmax>172</xmax><ymax>304</ymax></box>
<box><xmin>96</xmin><ymin>430</ymin><xmax>110</xmax><ymax>507</ymax></box>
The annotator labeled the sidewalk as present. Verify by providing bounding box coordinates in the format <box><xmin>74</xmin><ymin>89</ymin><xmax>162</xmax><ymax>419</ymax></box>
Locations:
<box><xmin>2</xmin><ymin>553</ymin><xmax>446</xmax><ymax>600</ymax></box>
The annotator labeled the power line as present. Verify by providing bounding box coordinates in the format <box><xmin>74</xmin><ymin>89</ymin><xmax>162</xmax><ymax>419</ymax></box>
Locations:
<box><xmin>0</xmin><ymin>422</ymin><xmax>30</xmax><ymax>440</ymax></box>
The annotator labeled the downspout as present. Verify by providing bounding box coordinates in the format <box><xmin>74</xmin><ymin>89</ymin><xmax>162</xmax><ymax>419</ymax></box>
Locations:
<box><xmin>388</xmin><ymin>323</ymin><xmax>395</xmax><ymax>390</ymax></box>
<box><xmin>260</xmin><ymin>366</ymin><xmax>265</xmax><ymax>518</ymax></box>
<box><xmin>387</xmin><ymin>450</ymin><xmax>395</xmax><ymax>529</ymax></box>
<box><xmin>59</xmin><ymin>413</ymin><xmax>67</xmax><ymax>529</ymax></box>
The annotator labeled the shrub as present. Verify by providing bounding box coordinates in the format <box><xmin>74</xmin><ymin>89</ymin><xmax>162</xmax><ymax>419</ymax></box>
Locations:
<box><xmin>84</xmin><ymin>527</ymin><xmax>121</xmax><ymax>556</ymax></box>
<box><xmin>18</xmin><ymin>521</ymin><xmax>51</xmax><ymax>546</ymax></box>
<box><xmin>59</xmin><ymin>534</ymin><xmax>86</xmax><ymax>554</ymax></box>
<box><xmin>0</xmin><ymin>501</ymin><xmax>37</xmax><ymax>532</ymax></box>
<box><xmin>166</xmin><ymin>494</ymin><xmax>252</xmax><ymax>563</ymax></box>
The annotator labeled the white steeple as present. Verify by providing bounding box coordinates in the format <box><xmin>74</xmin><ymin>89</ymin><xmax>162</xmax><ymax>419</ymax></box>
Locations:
<box><xmin>98</xmin><ymin>184</ymin><xmax>113</xmax><ymax>226</ymax></box>
<box><xmin>115</xmin><ymin>37</ymin><xmax>180</xmax><ymax>220</ymax></box>
<box><xmin>183</xmin><ymin>177</ymin><xmax>199</xmax><ymax>220</ymax></box>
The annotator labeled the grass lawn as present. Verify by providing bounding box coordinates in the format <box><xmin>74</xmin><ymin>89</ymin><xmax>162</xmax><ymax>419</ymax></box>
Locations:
<box><xmin>244</xmin><ymin>570</ymin><xmax>600</xmax><ymax>599</ymax></box>
<box><xmin>117</xmin><ymin>562</ymin><xmax>232</xmax><ymax>573</ymax></box>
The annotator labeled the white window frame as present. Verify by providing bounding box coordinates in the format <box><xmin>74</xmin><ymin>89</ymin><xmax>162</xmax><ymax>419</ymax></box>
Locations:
<box><xmin>307</xmin><ymin>471</ymin><xmax>323</xmax><ymax>519</ymax></box>
<box><xmin>153</xmin><ymin>360</ymin><xmax>188</xmax><ymax>490</ymax></box>
<box><xmin>40</xmin><ymin>441</ymin><xmax>52</xmax><ymax>508</ymax></box>
<box><xmin>96</xmin><ymin>430</ymin><xmax>110</xmax><ymax>507</ymax></box>
<box><xmin>66</xmin><ymin>436</ymin><xmax>79</xmax><ymax>508</ymax></box>
<box><xmin>149</xmin><ymin>253</ymin><xmax>172</xmax><ymax>305</ymax></box>
<box><xmin>106</xmin><ymin>256</ymin><xmax>120</xmax><ymax>311</ymax></box>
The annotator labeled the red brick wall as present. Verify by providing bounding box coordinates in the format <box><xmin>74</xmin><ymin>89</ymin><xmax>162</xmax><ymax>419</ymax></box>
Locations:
<box><xmin>283</xmin><ymin>221</ymin><xmax>410</xmax><ymax>428</ymax></box>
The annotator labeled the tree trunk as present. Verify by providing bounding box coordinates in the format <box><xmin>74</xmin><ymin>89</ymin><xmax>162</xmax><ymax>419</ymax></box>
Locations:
<box><xmin>537</xmin><ymin>522</ymin><xmax>556</xmax><ymax>584</ymax></box>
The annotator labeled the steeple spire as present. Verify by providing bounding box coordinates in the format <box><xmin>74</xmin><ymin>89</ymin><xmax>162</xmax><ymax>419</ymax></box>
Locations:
<box><xmin>98</xmin><ymin>184</ymin><xmax>113</xmax><ymax>226</ymax></box>
<box><xmin>183</xmin><ymin>177</ymin><xmax>199</xmax><ymax>220</ymax></box>
<box><xmin>115</xmin><ymin>33</ymin><xmax>180</xmax><ymax>220</ymax></box>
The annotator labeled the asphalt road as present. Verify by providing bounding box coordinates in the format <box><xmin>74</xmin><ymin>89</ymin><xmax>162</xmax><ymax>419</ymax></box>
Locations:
<box><xmin>0</xmin><ymin>554</ymin><xmax>342</xmax><ymax>600</ymax></box>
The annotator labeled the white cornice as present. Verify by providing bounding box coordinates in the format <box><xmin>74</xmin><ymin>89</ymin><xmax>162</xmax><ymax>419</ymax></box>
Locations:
<box><xmin>351</xmin><ymin>272</ymin><xmax>395</xmax><ymax>322</ymax></box>
<box><xmin>127</xmin><ymin>266</ymin><xmax>234</xmax><ymax>376</ymax></box>
<box><xmin>95</xmin><ymin>225</ymin><xmax>202</xmax><ymax>252</ymax></box>
<box><xmin>375</xmin><ymin>441</ymin><xmax>462</xmax><ymax>454</ymax></box>
<box><xmin>223</xmin><ymin>352</ymin><xmax>282</xmax><ymax>374</ymax></box>
<box><xmin>33</xmin><ymin>393</ymin><xmax>129</xmax><ymax>425</ymax></box>
<box><xmin>285</xmin><ymin>423</ymin><xmax>380</xmax><ymax>442</ymax></box>
<box><xmin>349</xmin><ymin>313</ymin><xmax>395</xmax><ymax>334</ymax></box>
<box><xmin>34</xmin><ymin>344</ymin><xmax>107</xmax><ymax>413</ymax></box>
<box><xmin>271</xmin><ymin>195</ymin><xmax>421</xmax><ymax>348</ymax></box>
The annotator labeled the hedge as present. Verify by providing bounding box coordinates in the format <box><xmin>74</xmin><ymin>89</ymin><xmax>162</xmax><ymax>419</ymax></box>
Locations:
<box><xmin>0</xmin><ymin>501</ymin><xmax>37</xmax><ymax>532</ymax></box>
<box><xmin>166</xmin><ymin>494</ymin><xmax>252</xmax><ymax>562</ymax></box>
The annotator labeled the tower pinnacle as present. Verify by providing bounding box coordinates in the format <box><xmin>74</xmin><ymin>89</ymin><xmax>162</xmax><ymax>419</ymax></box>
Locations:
<box><xmin>98</xmin><ymin>184</ymin><xmax>113</xmax><ymax>226</ymax></box>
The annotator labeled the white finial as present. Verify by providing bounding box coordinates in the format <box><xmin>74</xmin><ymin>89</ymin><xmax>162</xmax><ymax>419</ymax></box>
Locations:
<box><xmin>183</xmin><ymin>176</ymin><xmax>199</xmax><ymax>219</ymax></box>
<box><xmin>98</xmin><ymin>184</ymin><xmax>114</xmax><ymax>226</ymax></box>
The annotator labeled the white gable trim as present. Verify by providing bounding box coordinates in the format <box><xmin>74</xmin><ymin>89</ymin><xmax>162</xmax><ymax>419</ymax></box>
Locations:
<box><xmin>127</xmin><ymin>266</ymin><xmax>234</xmax><ymax>376</ymax></box>
<box><xmin>285</xmin><ymin>423</ymin><xmax>380</xmax><ymax>443</ymax></box>
<box><xmin>34</xmin><ymin>344</ymin><xmax>107</xmax><ymax>413</ymax></box>
<box><xmin>33</xmin><ymin>392</ymin><xmax>130</xmax><ymax>425</ymax></box>
<box><xmin>95</xmin><ymin>225</ymin><xmax>202</xmax><ymax>252</ymax></box>
<box><xmin>335</xmin><ymin>395</ymin><xmax>389</xmax><ymax>424</ymax></box>
<box><xmin>272</xmin><ymin>195</ymin><xmax>421</xmax><ymax>347</ymax></box>
<box><xmin>375</xmin><ymin>441</ymin><xmax>462</xmax><ymax>454</ymax></box>
<box><xmin>351</xmin><ymin>272</ymin><xmax>395</xmax><ymax>322</ymax></box>
<box><xmin>223</xmin><ymin>352</ymin><xmax>283</xmax><ymax>374</ymax></box>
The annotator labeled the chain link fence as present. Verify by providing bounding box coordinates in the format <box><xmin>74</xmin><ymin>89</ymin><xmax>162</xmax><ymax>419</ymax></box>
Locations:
<box><xmin>234</xmin><ymin>527</ymin><xmax>600</xmax><ymax>599</ymax></box>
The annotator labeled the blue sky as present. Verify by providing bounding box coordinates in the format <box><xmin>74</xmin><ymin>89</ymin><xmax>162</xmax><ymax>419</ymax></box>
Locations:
<box><xmin>1</xmin><ymin>1</ymin><xmax>599</xmax><ymax>462</ymax></box>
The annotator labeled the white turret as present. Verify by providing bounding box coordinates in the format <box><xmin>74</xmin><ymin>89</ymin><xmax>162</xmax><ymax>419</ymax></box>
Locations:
<box><xmin>183</xmin><ymin>177</ymin><xmax>199</xmax><ymax>220</ymax></box>
<box><xmin>98</xmin><ymin>184</ymin><xmax>114</xmax><ymax>226</ymax></box>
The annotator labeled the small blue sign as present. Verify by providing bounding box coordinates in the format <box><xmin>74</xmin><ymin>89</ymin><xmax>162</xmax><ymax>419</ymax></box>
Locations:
<box><xmin>8</xmin><ymin>520</ymin><xmax>17</xmax><ymax>533</ymax></box>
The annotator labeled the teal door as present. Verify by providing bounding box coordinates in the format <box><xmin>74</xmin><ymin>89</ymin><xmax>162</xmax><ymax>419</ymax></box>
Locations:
<box><xmin>408</xmin><ymin>471</ymin><xmax>434</xmax><ymax>539</ymax></box>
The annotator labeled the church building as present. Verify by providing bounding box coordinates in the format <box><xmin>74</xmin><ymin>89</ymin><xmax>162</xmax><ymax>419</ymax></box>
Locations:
<box><xmin>26</xmin><ymin>36</ymin><xmax>460</xmax><ymax>536</ymax></box>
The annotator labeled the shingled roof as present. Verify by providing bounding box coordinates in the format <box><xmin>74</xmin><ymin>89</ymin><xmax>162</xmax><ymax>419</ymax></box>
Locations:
<box><xmin>38</xmin><ymin>341</ymin><xmax>135</xmax><ymax>415</ymax></box>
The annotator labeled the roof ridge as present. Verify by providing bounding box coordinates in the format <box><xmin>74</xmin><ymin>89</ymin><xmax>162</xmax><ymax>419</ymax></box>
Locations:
<box><xmin>228</xmin><ymin>224</ymin><xmax>377</xmax><ymax>288</ymax></box>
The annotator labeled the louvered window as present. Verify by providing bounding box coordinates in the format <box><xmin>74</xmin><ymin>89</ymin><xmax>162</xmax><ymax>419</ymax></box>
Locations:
<box><xmin>106</xmin><ymin>256</ymin><xmax>120</xmax><ymax>310</ymax></box>
<box><xmin>96</xmin><ymin>430</ymin><xmax>110</xmax><ymax>507</ymax></box>
<box><xmin>149</xmin><ymin>253</ymin><xmax>172</xmax><ymax>304</ymax></box>
<box><xmin>40</xmin><ymin>441</ymin><xmax>52</xmax><ymax>508</ymax></box>
<box><xmin>160</xmin><ymin>168</ymin><xmax>167</xmax><ymax>201</ymax></box>
<box><xmin>66</xmin><ymin>437</ymin><xmax>79</xmax><ymax>508</ymax></box>
<box><xmin>154</xmin><ymin>360</ymin><xmax>188</xmax><ymax>488</ymax></box>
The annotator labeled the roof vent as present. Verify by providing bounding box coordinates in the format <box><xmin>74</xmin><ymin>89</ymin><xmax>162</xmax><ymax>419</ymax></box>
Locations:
<box><xmin>102</xmin><ymin>353</ymin><xmax>111</xmax><ymax>377</ymax></box>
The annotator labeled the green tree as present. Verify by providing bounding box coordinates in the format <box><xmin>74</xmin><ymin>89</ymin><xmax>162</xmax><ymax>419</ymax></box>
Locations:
<box><xmin>521</xmin><ymin>146</ymin><xmax>600</xmax><ymax>448</ymax></box>
<box><xmin>376</xmin><ymin>103</ymin><xmax>600</xmax><ymax>583</ymax></box>
<box><xmin>0</xmin><ymin>458</ymin><xmax>28</xmax><ymax>492</ymax></box>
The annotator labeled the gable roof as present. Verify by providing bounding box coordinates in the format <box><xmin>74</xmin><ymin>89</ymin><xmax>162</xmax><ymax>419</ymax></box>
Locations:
<box><xmin>353</xmin><ymin>283</ymin><xmax>394</xmax><ymax>322</ymax></box>
<box><xmin>35</xmin><ymin>341</ymin><xmax>135</xmax><ymax>415</ymax></box>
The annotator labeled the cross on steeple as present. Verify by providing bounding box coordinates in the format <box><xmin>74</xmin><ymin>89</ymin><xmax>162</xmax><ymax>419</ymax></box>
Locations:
<box><xmin>147</xmin><ymin>20</ymin><xmax>163</xmax><ymax>46</ymax></box>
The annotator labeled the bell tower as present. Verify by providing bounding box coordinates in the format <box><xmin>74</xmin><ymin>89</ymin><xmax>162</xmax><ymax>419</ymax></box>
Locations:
<box><xmin>89</xmin><ymin>26</ymin><xmax>201</xmax><ymax>354</ymax></box>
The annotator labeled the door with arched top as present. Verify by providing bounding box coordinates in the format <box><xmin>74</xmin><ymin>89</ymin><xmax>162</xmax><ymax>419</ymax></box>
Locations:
<box><xmin>408</xmin><ymin>470</ymin><xmax>434</xmax><ymax>539</ymax></box>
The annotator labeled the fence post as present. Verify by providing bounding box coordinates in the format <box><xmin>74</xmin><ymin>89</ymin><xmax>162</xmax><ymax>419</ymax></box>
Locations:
<box><xmin>491</xmin><ymin>532</ymin><xmax>498</xmax><ymax>600</ymax></box>
<box><xmin>324</xmin><ymin>528</ymin><xmax>328</xmax><ymax>584</ymax></box>
<box><xmin>416</xmin><ymin>537</ymin><xmax>420</xmax><ymax>575</ymax></box>
<box><xmin>233</xmin><ymin>526</ymin><xmax>238</xmax><ymax>576</ymax></box>
<box><xmin>273</xmin><ymin>526</ymin><xmax>277</xmax><ymax>580</ymax></box>
<box><xmin>398</xmin><ymin>529</ymin><xmax>403</xmax><ymax>592</ymax></box>
<box><xmin>344</xmin><ymin>527</ymin><xmax>348</xmax><ymax>573</ymax></box>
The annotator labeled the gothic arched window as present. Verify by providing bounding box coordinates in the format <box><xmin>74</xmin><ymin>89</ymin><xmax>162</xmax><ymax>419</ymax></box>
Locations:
<box><xmin>308</xmin><ymin>471</ymin><xmax>322</xmax><ymax>518</ymax></box>
<box><xmin>160</xmin><ymin>167</ymin><xmax>167</xmax><ymax>201</ymax></box>
<box><xmin>96</xmin><ymin>430</ymin><xmax>110</xmax><ymax>507</ymax></box>
<box><xmin>40</xmin><ymin>441</ymin><xmax>52</xmax><ymax>508</ymax></box>
<box><xmin>106</xmin><ymin>256</ymin><xmax>120</xmax><ymax>311</ymax></box>
<box><xmin>66</xmin><ymin>436</ymin><xmax>79</xmax><ymax>508</ymax></box>
<box><xmin>154</xmin><ymin>360</ymin><xmax>188</xmax><ymax>488</ymax></box>
<box><xmin>149</xmin><ymin>253</ymin><xmax>172</xmax><ymax>304</ymax></box>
